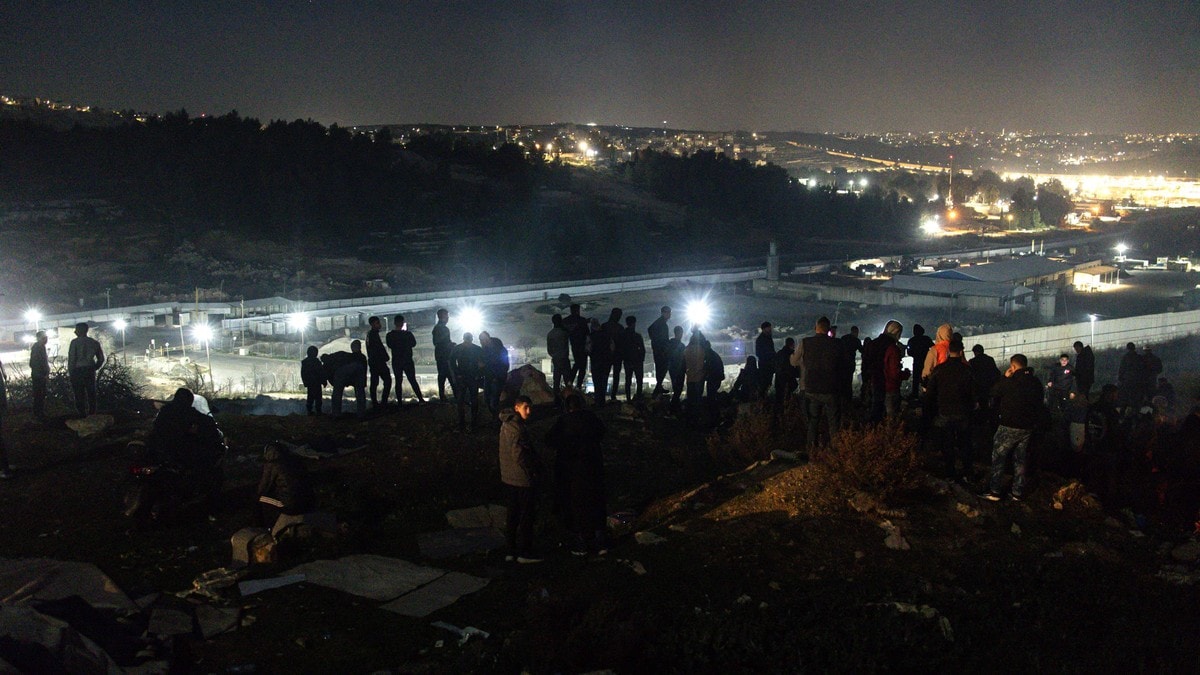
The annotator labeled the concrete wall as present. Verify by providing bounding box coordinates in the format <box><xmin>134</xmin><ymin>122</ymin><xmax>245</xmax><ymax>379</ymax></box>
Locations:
<box><xmin>753</xmin><ymin>279</ymin><xmax>1021</xmax><ymax>315</ymax></box>
<box><xmin>967</xmin><ymin>309</ymin><xmax>1200</xmax><ymax>361</ymax></box>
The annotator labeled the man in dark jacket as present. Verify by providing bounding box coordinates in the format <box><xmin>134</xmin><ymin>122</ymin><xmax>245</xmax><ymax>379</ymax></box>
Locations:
<box><xmin>1118</xmin><ymin>342</ymin><xmax>1147</xmax><ymax>410</ymax></box>
<box><xmin>324</xmin><ymin>341</ymin><xmax>368</xmax><ymax>417</ymax></box>
<box><xmin>601</xmin><ymin>309</ymin><xmax>625</xmax><ymax>402</ymax></box>
<box><xmin>774</xmin><ymin>337</ymin><xmax>798</xmax><ymax>411</ymax></box>
<box><xmin>667</xmin><ymin>326</ymin><xmax>686</xmax><ymax>413</ymax></box>
<box><xmin>647</xmin><ymin>306</ymin><xmax>672</xmax><ymax>397</ymax></box>
<box><xmin>792</xmin><ymin>316</ymin><xmax>842</xmax><ymax>450</ymax></box>
<box><xmin>479</xmin><ymin>331</ymin><xmax>510</xmax><ymax>416</ymax></box>
<box><xmin>300</xmin><ymin>346</ymin><xmax>325</xmax><ymax>415</ymax></box>
<box><xmin>1072</xmin><ymin>341</ymin><xmax>1095</xmax><ymax>395</ymax></box>
<box><xmin>588</xmin><ymin>318</ymin><xmax>611</xmax><ymax>406</ymax></box>
<box><xmin>982</xmin><ymin>354</ymin><xmax>1046</xmax><ymax>501</ymax></box>
<box><xmin>547</xmin><ymin>393</ymin><xmax>607</xmax><ymax>555</ymax></box>
<box><xmin>547</xmin><ymin>314</ymin><xmax>572</xmax><ymax>398</ymax></box>
<box><xmin>755</xmin><ymin>322</ymin><xmax>776</xmax><ymax>400</ymax></box>
<box><xmin>29</xmin><ymin>331</ymin><xmax>49</xmax><ymax>420</ymax></box>
<box><xmin>366</xmin><ymin>316</ymin><xmax>391</xmax><ymax>407</ymax></box>
<box><xmin>619</xmin><ymin>315</ymin><xmax>646</xmax><ymax>401</ymax></box>
<box><xmin>906</xmin><ymin>324</ymin><xmax>934</xmax><ymax>402</ymax></box>
<box><xmin>387</xmin><ymin>315</ymin><xmax>425</xmax><ymax>404</ymax></box>
<box><xmin>452</xmin><ymin>333</ymin><xmax>486</xmax><ymax>430</ymax></box>
<box><xmin>838</xmin><ymin>326</ymin><xmax>862</xmax><ymax>406</ymax></box>
<box><xmin>499</xmin><ymin>395</ymin><xmax>542</xmax><ymax>563</ymax></box>
<box><xmin>562</xmin><ymin>304</ymin><xmax>590</xmax><ymax>388</ymax></box>
<box><xmin>1046</xmin><ymin>353</ymin><xmax>1078</xmax><ymax>413</ymax></box>
<box><xmin>150</xmin><ymin>388</ymin><xmax>224</xmax><ymax>506</ymax></box>
<box><xmin>927</xmin><ymin>340</ymin><xmax>976</xmax><ymax>479</ymax></box>
<box><xmin>432</xmin><ymin>309</ymin><xmax>455</xmax><ymax>401</ymax></box>
<box><xmin>257</xmin><ymin>442</ymin><xmax>316</xmax><ymax>526</ymax></box>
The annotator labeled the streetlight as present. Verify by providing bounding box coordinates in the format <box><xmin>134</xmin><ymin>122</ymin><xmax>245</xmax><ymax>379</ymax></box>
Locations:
<box><xmin>192</xmin><ymin>324</ymin><xmax>214</xmax><ymax>392</ymax></box>
<box><xmin>1089</xmin><ymin>314</ymin><xmax>1097</xmax><ymax>345</ymax></box>
<box><xmin>113</xmin><ymin>319</ymin><xmax>127</xmax><ymax>364</ymax></box>
<box><xmin>178</xmin><ymin>323</ymin><xmax>187</xmax><ymax>358</ymax></box>
<box><xmin>24</xmin><ymin>308</ymin><xmax>41</xmax><ymax>330</ymax></box>
<box><xmin>456</xmin><ymin>306</ymin><xmax>485</xmax><ymax>337</ymax></box>
<box><xmin>684</xmin><ymin>298</ymin><xmax>712</xmax><ymax>330</ymax></box>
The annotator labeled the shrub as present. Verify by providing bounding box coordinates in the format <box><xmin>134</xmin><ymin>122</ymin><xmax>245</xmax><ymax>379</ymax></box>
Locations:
<box><xmin>705</xmin><ymin>396</ymin><xmax>807</xmax><ymax>467</ymax></box>
<box><xmin>5</xmin><ymin>360</ymin><xmax>146</xmax><ymax>413</ymax></box>
<box><xmin>815</xmin><ymin>417</ymin><xmax>921</xmax><ymax>504</ymax></box>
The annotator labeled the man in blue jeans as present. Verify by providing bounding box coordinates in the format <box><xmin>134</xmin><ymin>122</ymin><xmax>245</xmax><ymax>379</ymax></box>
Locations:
<box><xmin>981</xmin><ymin>353</ymin><xmax>1046</xmax><ymax>501</ymax></box>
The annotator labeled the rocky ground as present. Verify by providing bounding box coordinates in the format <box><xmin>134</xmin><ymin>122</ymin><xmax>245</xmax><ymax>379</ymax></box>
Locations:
<box><xmin>0</xmin><ymin>392</ymin><xmax>1197</xmax><ymax>673</ymax></box>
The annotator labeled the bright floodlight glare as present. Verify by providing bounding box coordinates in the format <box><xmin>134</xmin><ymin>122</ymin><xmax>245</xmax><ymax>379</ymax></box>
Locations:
<box><xmin>1089</xmin><ymin>314</ymin><xmax>1098</xmax><ymax>322</ymax></box>
<box><xmin>21</xmin><ymin>335</ymin><xmax>35</xmax><ymax>344</ymax></box>
<box><xmin>24</xmin><ymin>308</ymin><xmax>41</xmax><ymax>323</ymax></box>
<box><xmin>921</xmin><ymin>216</ymin><xmax>941</xmax><ymax>235</ymax></box>
<box><xmin>192</xmin><ymin>324</ymin><xmax>213</xmax><ymax>342</ymax></box>
<box><xmin>685</xmin><ymin>300</ymin><xmax>711</xmax><ymax>328</ymax></box>
<box><xmin>287</xmin><ymin>312</ymin><xmax>309</xmax><ymax>332</ymax></box>
<box><xmin>113</xmin><ymin>319</ymin><xmax>127</xmax><ymax>331</ymax></box>
<box><xmin>1115</xmin><ymin>243</ymin><xmax>1129</xmax><ymax>254</ymax></box>
<box><xmin>859</xmin><ymin>178</ymin><xmax>868</xmax><ymax>187</ymax></box>
<box><xmin>459</xmin><ymin>306</ymin><xmax>485</xmax><ymax>336</ymax></box>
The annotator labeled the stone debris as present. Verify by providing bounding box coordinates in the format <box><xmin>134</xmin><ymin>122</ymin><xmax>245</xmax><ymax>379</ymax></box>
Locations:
<box><xmin>1052</xmin><ymin>482</ymin><xmax>1102</xmax><ymax>511</ymax></box>
<box><xmin>955</xmin><ymin>502</ymin><xmax>980</xmax><ymax>518</ymax></box>
<box><xmin>634</xmin><ymin>531</ymin><xmax>666</xmax><ymax>545</ymax></box>
<box><xmin>237</xmin><ymin>574</ymin><xmax>306</xmax><ymax>597</ymax></box>
<box><xmin>65</xmin><ymin>414</ymin><xmax>115</xmax><ymax>438</ymax></box>
<box><xmin>879</xmin><ymin>520</ymin><xmax>911</xmax><ymax>550</ymax></box>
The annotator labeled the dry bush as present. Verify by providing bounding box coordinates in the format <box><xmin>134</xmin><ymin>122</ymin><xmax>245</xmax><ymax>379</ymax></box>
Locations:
<box><xmin>815</xmin><ymin>417</ymin><xmax>922</xmax><ymax>504</ymax></box>
<box><xmin>705</xmin><ymin>396</ymin><xmax>807</xmax><ymax>467</ymax></box>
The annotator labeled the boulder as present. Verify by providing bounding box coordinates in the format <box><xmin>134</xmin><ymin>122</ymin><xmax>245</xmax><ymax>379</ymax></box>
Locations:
<box><xmin>64</xmin><ymin>414</ymin><xmax>115</xmax><ymax>438</ymax></box>
<box><xmin>1052</xmin><ymin>481</ymin><xmax>1101</xmax><ymax>511</ymax></box>
<box><xmin>501</xmin><ymin>364</ymin><xmax>556</xmax><ymax>406</ymax></box>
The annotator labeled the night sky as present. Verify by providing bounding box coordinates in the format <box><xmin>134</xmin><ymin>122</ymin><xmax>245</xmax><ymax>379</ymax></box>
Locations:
<box><xmin>2</xmin><ymin>1</ymin><xmax>1197</xmax><ymax>133</ymax></box>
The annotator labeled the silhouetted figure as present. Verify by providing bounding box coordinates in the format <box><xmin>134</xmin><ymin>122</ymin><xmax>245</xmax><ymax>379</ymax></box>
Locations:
<box><xmin>838</xmin><ymin>326</ymin><xmax>861</xmax><ymax>405</ymax></box>
<box><xmin>257</xmin><ymin>441</ymin><xmax>316</xmax><ymax>526</ymax></box>
<box><xmin>730</xmin><ymin>356</ymin><xmax>759</xmax><ymax>403</ymax></box>
<box><xmin>500</xmin><ymin>395</ymin><xmax>543</xmax><ymax>563</ymax></box>
<box><xmin>300</xmin><ymin>346</ymin><xmax>325</xmax><ymax>415</ymax></box>
<box><xmin>684</xmin><ymin>329</ymin><xmax>707</xmax><ymax>420</ymax></box>
<box><xmin>0</xmin><ymin>357</ymin><xmax>10</xmax><ymax>478</ymax></box>
<box><xmin>793</xmin><ymin>316</ymin><xmax>842</xmax><ymax>450</ymax></box>
<box><xmin>149</xmin><ymin>387</ymin><xmax>223</xmax><ymax>510</ymax></box>
<box><xmin>703</xmin><ymin>338</ymin><xmax>725</xmax><ymax>424</ymax></box>
<box><xmin>1118</xmin><ymin>342</ymin><xmax>1147</xmax><ymax>410</ymax></box>
<box><xmin>927</xmin><ymin>339</ymin><xmax>975</xmax><ymax>480</ymax></box>
<box><xmin>601</xmin><ymin>309</ymin><xmax>625</xmax><ymax>401</ymax></box>
<box><xmin>387</xmin><ymin>314</ymin><xmax>424</xmax><ymax>403</ymax></box>
<box><xmin>324</xmin><ymin>341</ymin><xmax>367</xmax><ymax>417</ymax></box>
<box><xmin>667</xmin><ymin>326</ymin><xmax>686</xmax><ymax>412</ymax></box>
<box><xmin>1142</xmin><ymin>345</ymin><xmax>1163</xmax><ymax>396</ymax></box>
<box><xmin>906</xmin><ymin>324</ymin><xmax>934</xmax><ymax>401</ymax></box>
<box><xmin>969</xmin><ymin>344</ymin><xmax>1001</xmax><ymax>450</ymax></box>
<box><xmin>562</xmin><ymin>304</ymin><xmax>590</xmax><ymax>388</ymax></box>
<box><xmin>67</xmin><ymin>322</ymin><xmax>105</xmax><ymax>416</ymax></box>
<box><xmin>29</xmin><ymin>331</ymin><xmax>49</xmax><ymax>420</ymax></box>
<box><xmin>1155</xmin><ymin>376</ymin><xmax>1176</xmax><ymax>410</ymax></box>
<box><xmin>755</xmin><ymin>322</ymin><xmax>775</xmax><ymax>400</ymax></box>
<box><xmin>480</xmin><ymin>331</ymin><xmax>510</xmax><ymax>416</ymax></box>
<box><xmin>452</xmin><ymin>333</ymin><xmax>486</xmax><ymax>430</ymax></box>
<box><xmin>619</xmin><ymin>315</ymin><xmax>646</xmax><ymax>401</ymax></box>
<box><xmin>1072</xmin><ymin>341</ymin><xmax>1095</xmax><ymax>394</ymax></box>
<box><xmin>774</xmin><ymin>337</ymin><xmax>798</xmax><ymax>410</ymax></box>
<box><xmin>866</xmin><ymin>321</ymin><xmax>906</xmax><ymax>422</ymax></box>
<box><xmin>432</xmin><ymin>309</ymin><xmax>455</xmax><ymax>401</ymax></box>
<box><xmin>366</xmin><ymin>316</ymin><xmax>391</xmax><ymax>406</ymax></box>
<box><xmin>547</xmin><ymin>314</ymin><xmax>572</xmax><ymax>398</ymax></box>
<box><xmin>548</xmin><ymin>393</ymin><xmax>608</xmax><ymax>555</ymax></box>
<box><xmin>648</xmin><ymin>306</ymin><xmax>672</xmax><ymax>397</ymax></box>
<box><xmin>587</xmin><ymin>318</ymin><xmax>610</xmax><ymax>406</ymax></box>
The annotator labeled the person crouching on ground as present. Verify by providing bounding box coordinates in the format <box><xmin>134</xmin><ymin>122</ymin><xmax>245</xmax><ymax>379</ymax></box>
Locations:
<box><xmin>499</xmin><ymin>395</ymin><xmax>544</xmax><ymax>563</ymax></box>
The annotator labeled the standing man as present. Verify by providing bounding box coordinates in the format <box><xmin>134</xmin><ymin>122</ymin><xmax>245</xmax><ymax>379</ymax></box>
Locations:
<box><xmin>684</xmin><ymin>329</ymin><xmax>708</xmax><ymax>419</ymax></box>
<box><xmin>838</xmin><ymin>326</ymin><xmax>862</xmax><ymax>407</ymax></box>
<box><xmin>300</xmin><ymin>345</ymin><xmax>325</xmax><ymax>415</ymax></box>
<box><xmin>619</xmin><ymin>315</ymin><xmax>646</xmax><ymax>401</ymax></box>
<box><xmin>647</xmin><ymin>306</ymin><xmax>672</xmax><ymax>397</ymax></box>
<box><xmin>601</xmin><ymin>309</ymin><xmax>625</xmax><ymax>402</ymax></box>
<box><xmin>29</xmin><ymin>331</ymin><xmax>49</xmax><ymax>420</ymax></box>
<box><xmin>1117</xmin><ymin>342</ymin><xmax>1147</xmax><ymax>410</ymax></box>
<box><xmin>906</xmin><ymin>324</ymin><xmax>934</xmax><ymax>402</ymax></box>
<box><xmin>774</xmin><ymin>337</ymin><xmax>798</xmax><ymax>411</ymax></box>
<box><xmin>867</xmin><ymin>321</ymin><xmax>906</xmax><ymax>422</ymax></box>
<box><xmin>365</xmin><ymin>316</ymin><xmax>391</xmax><ymax>407</ymax></box>
<box><xmin>1072</xmin><ymin>341</ymin><xmax>1095</xmax><ymax>395</ymax></box>
<box><xmin>452</xmin><ymin>333</ymin><xmax>486</xmax><ymax>431</ymax></box>
<box><xmin>546</xmin><ymin>314</ymin><xmax>572</xmax><ymax>398</ymax></box>
<box><xmin>479</xmin><ymin>331</ymin><xmax>510</xmax><ymax>416</ymax></box>
<box><xmin>792</xmin><ymin>316</ymin><xmax>842</xmax><ymax>450</ymax></box>
<box><xmin>1046</xmin><ymin>353</ymin><xmax>1078</xmax><ymax>413</ymax></box>
<box><xmin>667</xmin><ymin>326</ymin><xmax>687</xmax><ymax>413</ymax></box>
<box><xmin>926</xmin><ymin>339</ymin><xmax>976</xmax><ymax>480</ymax></box>
<box><xmin>562</xmin><ymin>304</ymin><xmax>590</xmax><ymax>388</ymax></box>
<box><xmin>499</xmin><ymin>395</ymin><xmax>542</xmax><ymax>563</ymax></box>
<box><xmin>67</xmin><ymin>322</ymin><xmax>104</xmax><ymax>417</ymax></box>
<box><xmin>755</xmin><ymin>322</ymin><xmax>776</xmax><ymax>401</ymax></box>
<box><xmin>326</xmin><ymin>340</ymin><xmax>367</xmax><ymax>418</ymax></box>
<box><xmin>432</xmin><ymin>308</ymin><xmax>455</xmax><ymax>402</ymax></box>
<box><xmin>387</xmin><ymin>315</ymin><xmax>425</xmax><ymax>404</ymax></box>
<box><xmin>981</xmin><ymin>354</ymin><xmax>1046</xmax><ymax>502</ymax></box>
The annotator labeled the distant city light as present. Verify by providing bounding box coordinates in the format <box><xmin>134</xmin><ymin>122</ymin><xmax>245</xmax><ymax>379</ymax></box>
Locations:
<box><xmin>458</xmin><ymin>306</ymin><xmax>485</xmax><ymax>336</ymax></box>
<box><xmin>287</xmin><ymin>312</ymin><xmax>309</xmax><ymax>333</ymax></box>
<box><xmin>685</xmin><ymin>299</ymin><xmax>712</xmax><ymax>329</ymax></box>
<box><xmin>578</xmin><ymin>141</ymin><xmax>589</xmax><ymax>153</ymax></box>
<box><xmin>859</xmin><ymin>178</ymin><xmax>869</xmax><ymax>187</ymax></box>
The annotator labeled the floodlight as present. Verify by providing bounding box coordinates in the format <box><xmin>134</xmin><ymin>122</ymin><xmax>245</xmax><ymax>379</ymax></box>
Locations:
<box><xmin>685</xmin><ymin>299</ymin><xmax>711</xmax><ymax>328</ymax></box>
<box><xmin>24</xmin><ymin>309</ymin><xmax>41</xmax><ymax>323</ymax></box>
<box><xmin>287</xmin><ymin>312</ymin><xmax>310</xmax><ymax>332</ymax></box>
<box><xmin>113</xmin><ymin>319</ymin><xmax>127</xmax><ymax>331</ymax></box>
<box><xmin>921</xmin><ymin>216</ymin><xmax>941</xmax><ymax>235</ymax></box>
<box><xmin>458</xmin><ymin>306</ymin><xmax>485</xmax><ymax>336</ymax></box>
<box><xmin>192</xmin><ymin>324</ymin><xmax>213</xmax><ymax>342</ymax></box>
<box><xmin>1115</xmin><ymin>243</ymin><xmax>1128</xmax><ymax>255</ymax></box>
